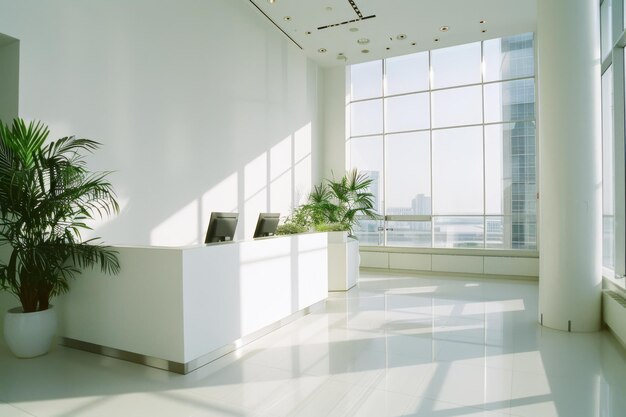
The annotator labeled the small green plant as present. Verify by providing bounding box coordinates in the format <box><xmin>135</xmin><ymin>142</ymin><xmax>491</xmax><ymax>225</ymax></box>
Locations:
<box><xmin>303</xmin><ymin>169</ymin><xmax>377</xmax><ymax>234</ymax></box>
<box><xmin>276</xmin><ymin>169</ymin><xmax>377</xmax><ymax>236</ymax></box>
<box><xmin>314</xmin><ymin>222</ymin><xmax>350</xmax><ymax>232</ymax></box>
<box><xmin>275</xmin><ymin>223</ymin><xmax>308</xmax><ymax>235</ymax></box>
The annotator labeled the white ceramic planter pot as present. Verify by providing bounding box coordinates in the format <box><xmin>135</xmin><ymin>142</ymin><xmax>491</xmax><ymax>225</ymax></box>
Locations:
<box><xmin>327</xmin><ymin>232</ymin><xmax>360</xmax><ymax>291</ymax></box>
<box><xmin>3</xmin><ymin>306</ymin><xmax>58</xmax><ymax>358</ymax></box>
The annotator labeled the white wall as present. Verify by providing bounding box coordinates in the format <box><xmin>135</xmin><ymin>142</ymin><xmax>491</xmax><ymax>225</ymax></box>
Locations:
<box><xmin>321</xmin><ymin>66</ymin><xmax>347</xmax><ymax>178</ymax></box>
<box><xmin>0</xmin><ymin>0</ymin><xmax>322</xmax><ymax>246</ymax></box>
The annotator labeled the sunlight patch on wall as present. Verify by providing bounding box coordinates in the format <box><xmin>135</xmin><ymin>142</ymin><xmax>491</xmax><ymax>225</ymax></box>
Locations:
<box><xmin>294</xmin><ymin>123</ymin><xmax>313</xmax><ymax>206</ymax></box>
<box><xmin>245</xmin><ymin>152</ymin><xmax>268</xmax><ymax>199</ymax></box>
<box><xmin>202</xmin><ymin>172</ymin><xmax>239</xmax><ymax>215</ymax></box>
<box><xmin>270</xmin><ymin>172</ymin><xmax>292</xmax><ymax>215</ymax></box>
<box><xmin>245</xmin><ymin>188</ymin><xmax>267</xmax><ymax>238</ymax></box>
<box><xmin>244</xmin><ymin>153</ymin><xmax>269</xmax><ymax>237</ymax></box>
<box><xmin>270</xmin><ymin>136</ymin><xmax>292</xmax><ymax>179</ymax></box>
<box><xmin>150</xmin><ymin>199</ymin><xmax>198</xmax><ymax>246</ymax></box>
<box><xmin>294</xmin><ymin>123</ymin><xmax>312</xmax><ymax>162</ymax></box>
<box><xmin>270</xmin><ymin>136</ymin><xmax>293</xmax><ymax>214</ymax></box>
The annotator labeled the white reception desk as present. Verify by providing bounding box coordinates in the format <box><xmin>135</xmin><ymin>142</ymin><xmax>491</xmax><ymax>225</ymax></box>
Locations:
<box><xmin>56</xmin><ymin>233</ymin><xmax>329</xmax><ymax>373</ymax></box>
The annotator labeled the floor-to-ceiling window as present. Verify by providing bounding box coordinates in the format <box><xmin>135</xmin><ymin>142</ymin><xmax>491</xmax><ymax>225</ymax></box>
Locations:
<box><xmin>601</xmin><ymin>0</ymin><xmax>626</xmax><ymax>278</ymax></box>
<box><xmin>347</xmin><ymin>33</ymin><xmax>536</xmax><ymax>250</ymax></box>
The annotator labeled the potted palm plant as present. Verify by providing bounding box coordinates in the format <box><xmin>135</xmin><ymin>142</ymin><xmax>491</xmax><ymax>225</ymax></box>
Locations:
<box><xmin>304</xmin><ymin>168</ymin><xmax>377</xmax><ymax>233</ymax></box>
<box><xmin>0</xmin><ymin>119</ymin><xmax>120</xmax><ymax>358</ymax></box>
<box><xmin>304</xmin><ymin>169</ymin><xmax>377</xmax><ymax>291</ymax></box>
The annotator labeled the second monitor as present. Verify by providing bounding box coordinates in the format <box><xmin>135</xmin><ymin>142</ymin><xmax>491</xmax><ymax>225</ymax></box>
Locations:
<box><xmin>205</xmin><ymin>212</ymin><xmax>239</xmax><ymax>243</ymax></box>
<box><xmin>253</xmin><ymin>213</ymin><xmax>280</xmax><ymax>238</ymax></box>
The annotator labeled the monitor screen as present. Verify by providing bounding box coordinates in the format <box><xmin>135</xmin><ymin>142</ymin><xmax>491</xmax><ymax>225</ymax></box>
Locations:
<box><xmin>253</xmin><ymin>213</ymin><xmax>280</xmax><ymax>238</ymax></box>
<box><xmin>205</xmin><ymin>212</ymin><xmax>239</xmax><ymax>243</ymax></box>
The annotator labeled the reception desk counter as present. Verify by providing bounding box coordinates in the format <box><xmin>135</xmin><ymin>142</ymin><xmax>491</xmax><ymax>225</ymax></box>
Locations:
<box><xmin>56</xmin><ymin>233</ymin><xmax>329</xmax><ymax>373</ymax></box>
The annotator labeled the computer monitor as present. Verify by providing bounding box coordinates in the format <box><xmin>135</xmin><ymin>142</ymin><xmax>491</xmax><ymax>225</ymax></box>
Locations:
<box><xmin>253</xmin><ymin>213</ymin><xmax>280</xmax><ymax>238</ymax></box>
<box><xmin>205</xmin><ymin>212</ymin><xmax>239</xmax><ymax>243</ymax></box>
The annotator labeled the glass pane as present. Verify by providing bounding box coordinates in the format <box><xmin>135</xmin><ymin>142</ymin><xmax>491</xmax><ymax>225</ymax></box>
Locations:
<box><xmin>602</xmin><ymin>65</ymin><xmax>615</xmax><ymax>269</ymax></box>
<box><xmin>432</xmin><ymin>127</ymin><xmax>484</xmax><ymax>214</ymax></box>
<box><xmin>386</xmin><ymin>221</ymin><xmax>432</xmax><ymax>247</ymax></box>
<box><xmin>350</xmin><ymin>136</ymin><xmax>384</xmax><ymax>214</ymax></box>
<box><xmin>601</xmin><ymin>0</ymin><xmax>613</xmax><ymax>61</ymax></box>
<box><xmin>385</xmin><ymin>51</ymin><xmax>429</xmax><ymax>95</ymax></box>
<box><xmin>431</xmin><ymin>85</ymin><xmax>482</xmax><ymax>128</ymax></box>
<box><xmin>604</xmin><ymin>216</ymin><xmax>615</xmax><ymax>268</ymax></box>
<box><xmin>386</xmin><ymin>132</ymin><xmax>431</xmax><ymax>214</ymax></box>
<box><xmin>350</xmin><ymin>99</ymin><xmax>383</xmax><ymax>136</ymax></box>
<box><xmin>485</xmin><ymin>122</ymin><xmax>536</xmax><ymax>218</ymax></box>
<box><xmin>484</xmin><ymin>79</ymin><xmax>535</xmax><ymax>123</ymax></box>
<box><xmin>485</xmin><ymin>216</ymin><xmax>507</xmax><ymax>248</ymax></box>
<box><xmin>434</xmin><ymin>216</ymin><xmax>484</xmax><ymax>248</ymax></box>
<box><xmin>483</xmin><ymin>33</ymin><xmax>534</xmax><ymax>82</ymax></box>
<box><xmin>385</xmin><ymin>93</ymin><xmax>430</xmax><ymax>132</ymax></box>
<box><xmin>512</xmin><ymin>214</ymin><xmax>537</xmax><ymax>250</ymax></box>
<box><xmin>353</xmin><ymin>219</ymin><xmax>383</xmax><ymax>246</ymax></box>
<box><xmin>350</xmin><ymin>60</ymin><xmax>382</xmax><ymax>100</ymax></box>
<box><xmin>485</xmin><ymin>215</ymin><xmax>536</xmax><ymax>250</ymax></box>
<box><xmin>431</xmin><ymin>42</ymin><xmax>481</xmax><ymax>89</ymax></box>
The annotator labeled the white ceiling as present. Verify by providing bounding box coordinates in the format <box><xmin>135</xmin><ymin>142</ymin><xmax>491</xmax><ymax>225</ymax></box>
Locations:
<box><xmin>248</xmin><ymin>0</ymin><xmax>537</xmax><ymax>67</ymax></box>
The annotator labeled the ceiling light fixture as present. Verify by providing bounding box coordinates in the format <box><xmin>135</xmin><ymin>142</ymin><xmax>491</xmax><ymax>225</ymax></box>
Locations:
<box><xmin>439</xmin><ymin>26</ymin><xmax>449</xmax><ymax>32</ymax></box>
<box><xmin>411</xmin><ymin>42</ymin><xmax>417</xmax><ymax>46</ymax></box>
<box><xmin>361</xmin><ymin>49</ymin><xmax>370</xmax><ymax>53</ymax></box>
<box><xmin>318</xmin><ymin>48</ymin><xmax>327</xmax><ymax>53</ymax></box>
<box><xmin>357</xmin><ymin>38</ymin><xmax>370</xmax><ymax>44</ymax></box>
<box><xmin>397</xmin><ymin>34</ymin><xmax>407</xmax><ymax>40</ymax></box>
<box><xmin>385</xmin><ymin>47</ymin><xmax>391</xmax><ymax>50</ymax></box>
<box><xmin>305</xmin><ymin>31</ymin><xmax>312</xmax><ymax>35</ymax></box>
<box><xmin>480</xmin><ymin>19</ymin><xmax>487</xmax><ymax>24</ymax></box>
<box><xmin>283</xmin><ymin>16</ymin><xmax>291</xmax><ymax>21</ymax></box>
<box><xmin>349</xmin><ymin>27</ymin><xmax>359</xmax><ymax>32</ymax></box>
<box><xmin>267</xmin><ymin>0</ymin><xmax>276</xmax><ymax>3</ymax></box>
<box><xmin>481</xmin><ymin>29</ymin><xmax>487</xmax><ymax>33</ymax></box>
<box><xmin>325</xmin><ymin>6</ymin><xmax>333</xmax><ymax>12</ymax></box>
<box><xmin>434</xmin><ymin>38</ymin><xmax>440</xmax><ymax>42</ymax></box>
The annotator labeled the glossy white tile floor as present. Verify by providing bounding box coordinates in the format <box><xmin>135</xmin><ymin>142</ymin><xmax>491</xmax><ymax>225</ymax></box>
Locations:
<box><xmin>2</xmin><ymin>271</ymin><xmax>626</xmax><ymax>417</ymax></box>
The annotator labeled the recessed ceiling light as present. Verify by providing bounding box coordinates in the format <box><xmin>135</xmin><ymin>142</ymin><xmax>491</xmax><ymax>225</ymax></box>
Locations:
<box><xmin>325</xmin><ymin>6</ymin><xmax>333</xmax><ymax>11</ymax></box>
<box><xmin>349</xmin><ymin>27</ymin><xmax>359</xmax><ymax>32</ymax></box>
<box><xmin>283</xmin><ymin>16</ymin><xmax>291</xmax><ymax>21</ymax></box>
<box><xmin>318</xmin><ymin>48</ymin><xmax>327</xmax><ymax>53</ymax></box>
<box><xmin>305</xmin><ymin>31</ymin><xmax>312</xmax><ymax>35</ymax></box>
<box><xmin>440</xmin><ymin>26</ymin><xmax>449</xmax><ymax>32</ymax></box>
<box><xmin>434</xmin><ymin>38</ymin><xmax>440</xmax><ymax>42</ymax></box>
<box><xmin>397</xmin><ymin>34</ymin><xmax>407</xmax><ymax>40</ymax></box>
<box><xmin>481</xmin><ymin>29</ymin><xmax>487</xmax><ymax>33</ymax></box>
<box><xmin>361</xmin><ymin>49</ymin><xmax>370</xmax><ymax>53</ymax></box>
<box><xmin>480</xmin><ymin>19</ymin><xmax>487</xmax><ymax>24</ymax></box>
<box><xmin>337</xmin><ymin>53</ymin><xmax>347</xmax><ymax>60</ymax></box>
<box><xmin>357</xmin><ymin>38</ymin><xmax>370</xmax><ymax>44</ymax></box>
<box><xmin>411</xmin><ymin>42</ymin><xmax>417</xmax><ymax>46</ymax></box>
<box><xmin>385</xmin><ymin>47</ymin><xmax>391</xmax><ymax>50</ymax></box>
<box><xmin>268</xmin><ymin>0</ymin><xmax>276</xmax><ymax>3</ymax></box>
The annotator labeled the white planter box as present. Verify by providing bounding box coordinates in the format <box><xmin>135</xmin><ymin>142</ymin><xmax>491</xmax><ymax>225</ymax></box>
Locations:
<box><xmin>327</xmin><ymin>231</ymin><xmax>360</xmax><ymax>291</ymax></box>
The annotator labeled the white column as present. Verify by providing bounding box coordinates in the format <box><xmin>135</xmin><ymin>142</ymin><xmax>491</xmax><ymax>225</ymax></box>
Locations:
<box><xmin>537</xmin><ymin>0</ymin><xmax>602</xmax><ymax>332</ymax></box>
